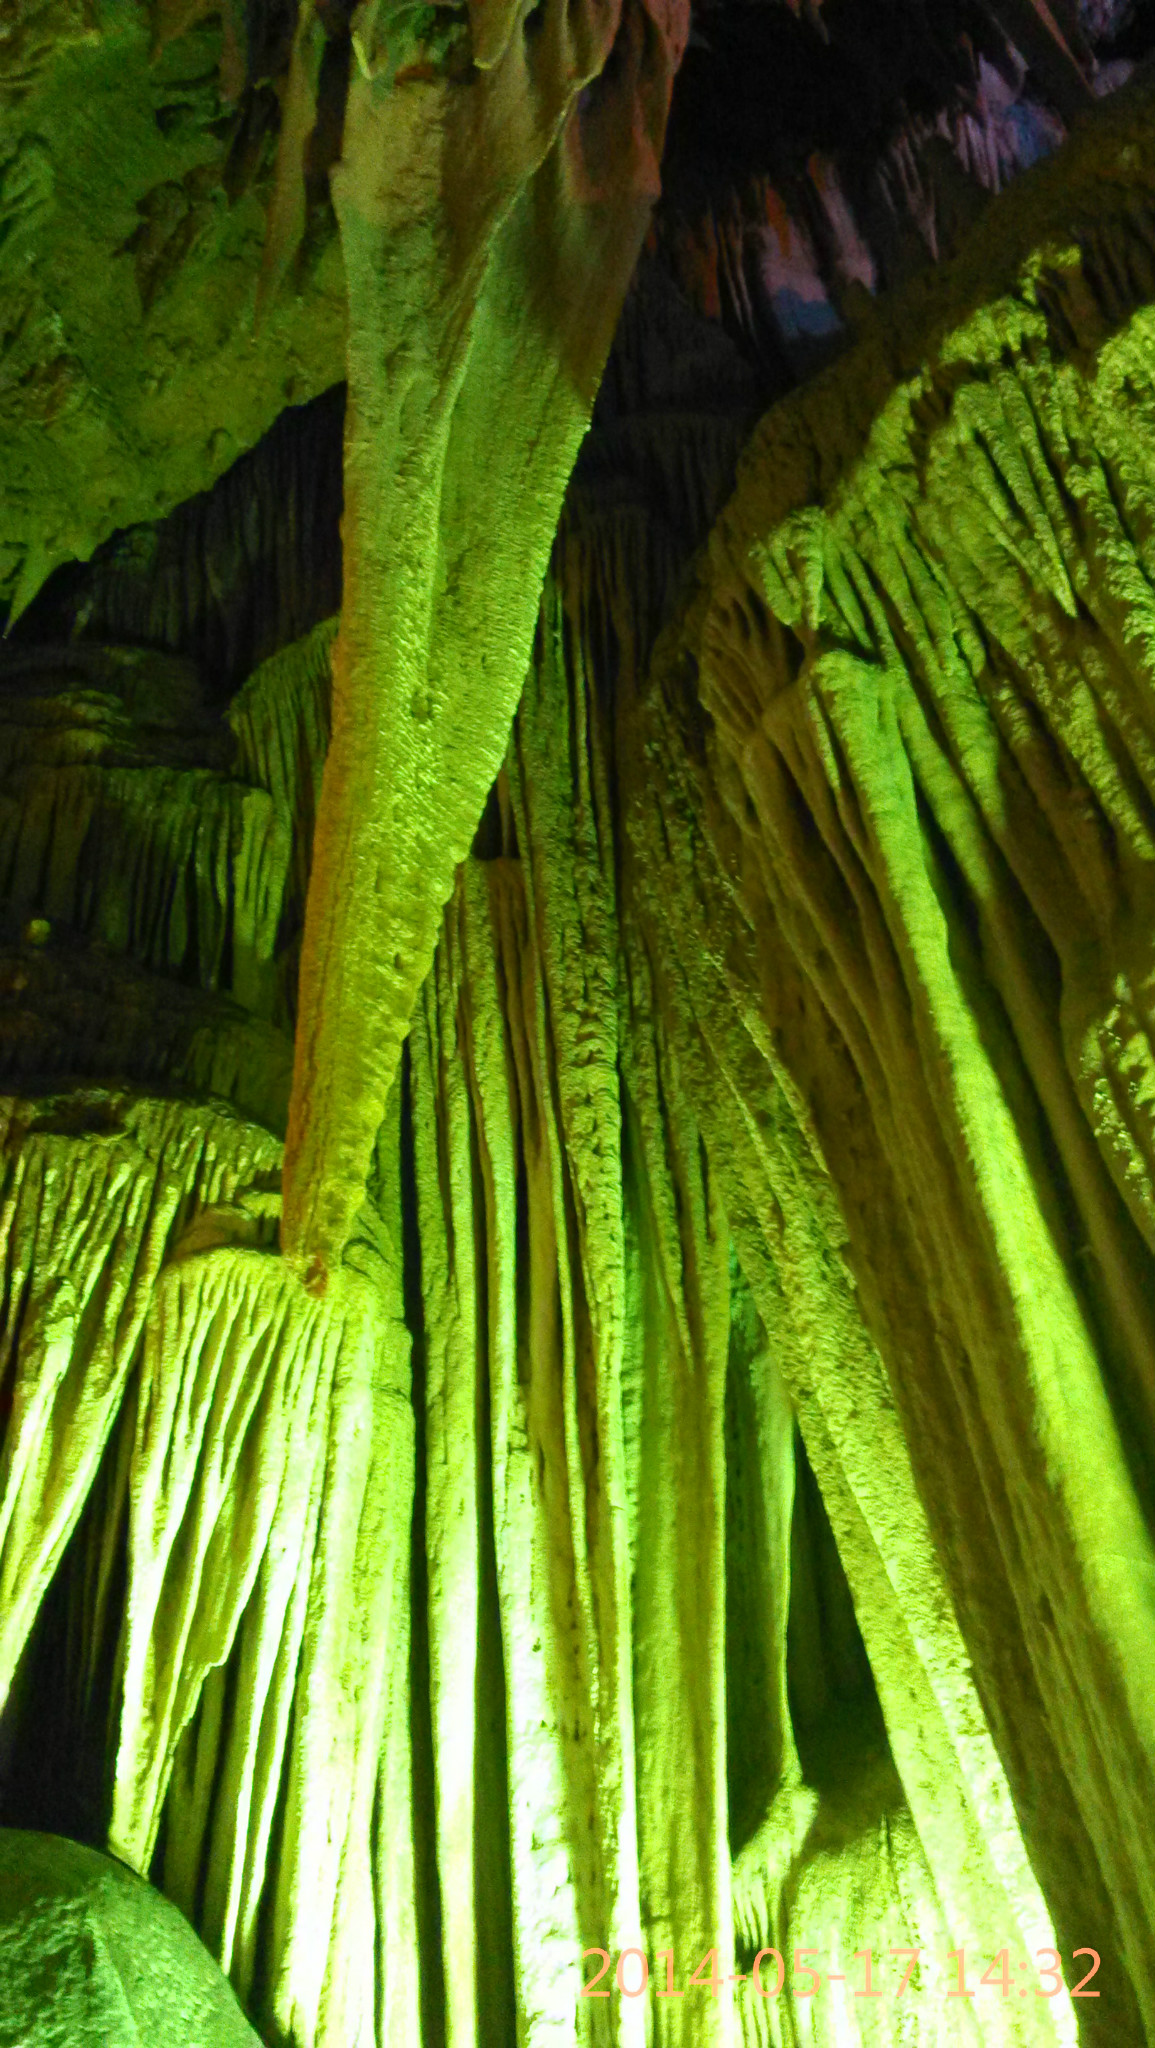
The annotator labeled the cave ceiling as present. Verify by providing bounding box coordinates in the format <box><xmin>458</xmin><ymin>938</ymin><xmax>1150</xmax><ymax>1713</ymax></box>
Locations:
<box><xmin>2</xmin><ymin>0</ymin><xmax>1149</xmax><ymax>636</ymax></box>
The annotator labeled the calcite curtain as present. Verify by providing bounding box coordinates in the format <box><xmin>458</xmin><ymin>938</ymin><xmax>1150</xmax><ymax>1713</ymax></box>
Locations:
<box><xmin>3</xmin><ymin>58</ymin><xmax>1155</xmax><ymax>2048</ymax></box>
<box><xmin>624</xmin><ymin>75</ymin><xmax>1155</xmax><ymax>2043</ymax></box>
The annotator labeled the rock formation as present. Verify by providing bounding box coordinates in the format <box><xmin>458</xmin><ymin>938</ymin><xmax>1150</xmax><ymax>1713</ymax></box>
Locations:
<box><xmin>0</xmin><ymin>1828</ymin><xmax>261</xmax><ymax>2044</ymax></box>
<box><xmin>2</xmin><ymin>1</ymin><xmax>1155</xmax><ymax>2045</ymax></box>
<box><xmin>280</xmin><ymin>0</ymin><xmax>688</xmax><ymax>1287</ymax></box>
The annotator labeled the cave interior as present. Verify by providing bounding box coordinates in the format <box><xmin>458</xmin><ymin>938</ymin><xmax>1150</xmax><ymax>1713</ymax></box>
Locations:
<box><xmin>2</xmin><ymin>0</ymin><xmax>1155</xmax><ymax>2041</ymax></box>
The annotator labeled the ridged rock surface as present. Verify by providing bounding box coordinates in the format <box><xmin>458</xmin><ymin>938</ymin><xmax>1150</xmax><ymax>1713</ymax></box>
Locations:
<box><xmin>6</xmin><ymin>53</ymin><xmax>1155</xmax><ymax>2048</ymax></box>
<box><xmin>626</xmin><ymin>68</ymin><xmax>1155</xmax><ymax>2043</ymax></box>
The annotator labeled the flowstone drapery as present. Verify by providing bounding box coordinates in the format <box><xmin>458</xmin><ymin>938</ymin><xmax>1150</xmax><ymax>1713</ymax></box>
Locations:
<box><xmin>5</xmin><ymin>46</ymin><xmax>1155</xmax><ymax>2048</ymax></box>
<box><xmin>625</xmin><ymin>72</ymin><xmax>1155</xmax><ymax>2041</ymax></box>
<box><xmin>0</xmin><ymin>430</ymin><xmax>1070</xmax><ymax>2047</ymax></box>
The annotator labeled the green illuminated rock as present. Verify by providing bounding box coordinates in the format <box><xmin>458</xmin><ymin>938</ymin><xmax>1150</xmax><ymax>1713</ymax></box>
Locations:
<box><xmin>0</xmin><ymin>7</ymin><xmax>345</xmax><ymax>625</ymax></box>
<box><xmin>626</xmin><ymin>68</ymin><xmax>1155</xmax><ymax>2043</ymax></box>
<box><xmin>279</xmin><ymin>0</ymin><xmax>690</xmax><ymax>1287</ymax></box>
<box><xmin>0</xmin><ymin>1829</ymin><xmax>260</xmax><ymax>2045</ymax></box>
<box><xmin>3</xmin><ymin>17</ymin><xmax>1155</xmax><ymax>2048</ymax></box>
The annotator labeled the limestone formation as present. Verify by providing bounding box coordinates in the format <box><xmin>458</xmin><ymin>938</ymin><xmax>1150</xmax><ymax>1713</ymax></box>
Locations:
<box><xmin>280</xmin><ymin>0</ymin><xmax>689</xmax><ymax>1287</ymax></box>
<box><xmin>626</xmin><ymin>68</ymin><xmax>1155</xmax><ymax>2042</ymax></box>
<box><xmin>0</xmin><ymin>1829</ymin><xmax>261</xmax><ymax>2044</ymax></box>
<box><xmin>0</xmin><ymin>12</ymin><xmax>344</xmax><ymax>622</ymax></box>
<box><xmin>3</xmin><ymin>5</ymin><xmax>1155</xmax><ymax>2048</ymax></box>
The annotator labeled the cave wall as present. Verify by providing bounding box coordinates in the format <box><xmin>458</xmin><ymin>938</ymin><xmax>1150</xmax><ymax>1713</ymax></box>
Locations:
<box><xmin>4</xmin><ymin>14</ymin><xmax>1155</xmax><ymax>2048</ymax></box>
<box><xmin>0</xmin><ymin>3</ymin><xmax>345</xmax><ymax>625</ymax></box>
<box><xmin>0</xmin><ymin>266</ymin><xmax>1086</xmax><ymax>2048</ymax></box>
<box><xmin>0</xmin><ymin>576</ymin><xmax>1064</xmax><ymax>2046</ymax></box>
<box><xmin>626</xmin><ymin>65</ymin><xmax>1155</xmax><ymax>2040</ymax></box>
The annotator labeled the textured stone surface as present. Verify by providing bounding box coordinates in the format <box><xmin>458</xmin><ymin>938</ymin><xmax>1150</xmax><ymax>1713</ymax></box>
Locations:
<box><xmin>3</xmin><ymin>22</ymin><xmax>1155</xmax><ymax>2048</ymax></box>
<box><xmin>279</xmin><ymin>0</ymin><xmax>690</xmax><ymax>1287</ymax></box>
<box><xmin>0</xmin><ymin>1829</ymin><xmax>260</xmax><ymax>2044</ymax></box>
<box><xmin>626</xmin><ymin>66</ymin><xmax>1155</xmax><ymax>2042</ymax></box>
<box><xmin>0</xmin><ymin>5</ymin><xmax>344</xmax><ymax>623</ymax></box>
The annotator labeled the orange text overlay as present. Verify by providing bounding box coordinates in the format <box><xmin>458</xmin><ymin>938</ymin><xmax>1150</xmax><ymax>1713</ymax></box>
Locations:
<box><xmin>580</xmin><ymin>1946</ymin><xmax>1100</xmax><ymax>2002</ymax></box>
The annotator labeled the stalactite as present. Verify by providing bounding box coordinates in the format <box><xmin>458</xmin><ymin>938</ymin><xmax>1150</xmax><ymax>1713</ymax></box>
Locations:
<box><xmin>130</xmin><ymin>1233</ymin><xmax>416</xmax><ymax>2048</ymax></box>
<box><xmin>10</xmin><ymin>39</ymin><xmax>1155</xmax><ymax>2048</ymax></box>
<box><xmin>279</xmin><ymin>0</ymin><xmax>689</xmax><ymax>1287</ymax></box>
<box><xmin>624</xmin><ymin>67</ymin><xmax>1155</xmax><ymax>2042</ymax></box>
<box><xmin>0</xmin><ymin>1092</ymin><xmax>282</xmax><ymax>1711</ymax></box>
<box><xmin>0</xmin><ymin>937</ymin><xmax>293</xmax><ymax>1134</ymax></box>
<box><xmin>0</xmin><ymin>645</ymin><xmax>293</xmax><ymax>1020</ymax></box>
<box><xmin>228</xmin><ymin>619</ymin><xmax>337</xmax><ymax>1020</ymax></box>
<box><xmin>17</xmin><ymin>390</ymin><xmax>346</xmax><ymax>694</ymax></box>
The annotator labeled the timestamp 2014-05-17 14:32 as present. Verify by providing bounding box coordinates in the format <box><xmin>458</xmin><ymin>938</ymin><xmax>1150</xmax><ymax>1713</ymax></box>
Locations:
<box><xmin>580</xmin><ymin>1946</ymin><xmax>1101</xmax><ymax>2003</ymax></box>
